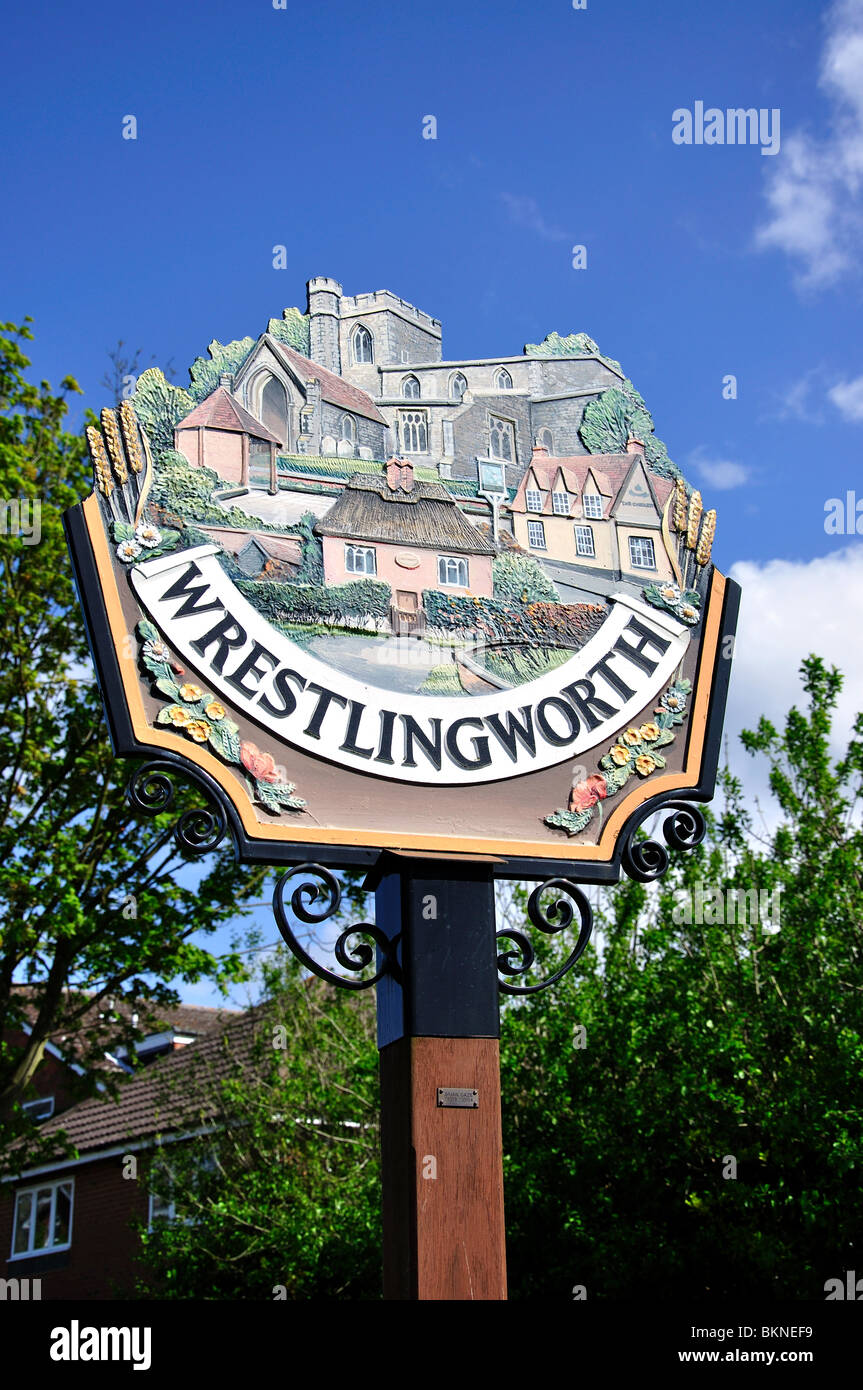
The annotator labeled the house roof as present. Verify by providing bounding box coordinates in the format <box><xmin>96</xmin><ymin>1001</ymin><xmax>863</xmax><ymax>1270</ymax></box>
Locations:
<box><xmin>174</xmin><ymin>386</ymin><xmax>282</xmax><ymax>445</ymax></box>
<box><xmin>315</xmin><ymin>466</ymin><xmax>496</xmax><ymax>555</ymax></box>
<box><xmin>16</xmin><ymin>1009</ymin><xmax>265</xmax><ymax>1161</ymax></box>
<box><xmin>514</xmin><ymin>451</ymin><xmax>674</xmax><ymax>515</ymax></box>
<box><xmin>271</xmin><ymin>339</ymin><xmax>387</xmax><ymax>425</ymax></box>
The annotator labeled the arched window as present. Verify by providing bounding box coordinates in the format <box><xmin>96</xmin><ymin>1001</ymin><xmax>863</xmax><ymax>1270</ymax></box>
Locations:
<box><xmin>402</xmin><ymin>375</ymin><xmax>421</xmax><ymax>399</ymax></box>
<box><xmin>399</xmin><ymin>410</ymin><xmax>428</xmax><ymax>453</ymax></box>
<box><xmin>260</xmin><ymin>375</ymin><xmax>290</xmax><ymax>449</ymax></box>
<box><xmin>450</xmin><ymin>372</ymin><xmax>468</xmax><ymax>401</ymax></box>
<box><xmin>538</xmin><ymin>427</ymin><xmax>554</xmax><ymax>453</ymax></box>
<box><xmin>352</xmin><ymin>325</ymin><xmax>374</xmax><ymax>364</ymax></box>
<box><xmin>495</xmin><ymin>368</ymin><xmax>513</xmax><ymax>391</ymax></box>
<box><xmin>339</xmin><ymin>414</ymin><xmax>356</xmax><ymax>443</ymax></box>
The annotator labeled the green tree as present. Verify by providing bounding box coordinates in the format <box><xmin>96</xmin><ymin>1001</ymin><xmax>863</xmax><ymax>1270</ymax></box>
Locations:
<box><xmin>501</xmin><ymin>656</ymin><xmax>863</xmax><ymax>1299</ymax></box>
<box><xmin>136</xmin><ymin>952</ymin><xmax>380</xmax><ymax>1299</ymax></box>
<box><xmin>0</xmin><ymin>319</ymin><xmax>264</xmax><ymax>1135</ymax></box>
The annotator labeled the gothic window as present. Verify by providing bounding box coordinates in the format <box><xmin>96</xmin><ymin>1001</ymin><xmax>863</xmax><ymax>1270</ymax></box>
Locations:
<box><xmin>339</xmin><ymin>414</ymin><xmax>356</xmax><ymax>442</ymax></box>
<box><xmin>538</xmin><ymin>427</ymin><xmax>554</xmax><ymax>452</ymax></box>
<box><xmin>402</xmin><ymin>375</ymin><xmax>421</xmax><ymax>399</ymax></box>
<box><xmin>260</xmin><ymin>376</ymin><xmax>290</xmax><ymax>449</ymax></box>
<box><xmin>345</xmin><ymin>545</ymin><xmax>377</xmax><ymax>576</ymax></box>
<box><xmin>352</xmin><ymin>325</ymin><xmax>374</xmax><ymax>364</ymax></box>
<box><xmin>495</xmin><ymin>368</ymin><xmax>513</xmax><ymax>390</ymax></box>
<box><xmin>438</xmin><ymin>555</ymin><xmax>469</xmax><ymax>587</ymax></box>
<box><xmin>450</xmin><ymin>372</ymin><xmax>468</xmax><ymax>401</ymax></box>
<box><xmin>489</xmin><ymin>414</ymin><xmax>514</xmax><ymax>462</ymax></box>
<box><xmin>399</xmin><ymin>410</ymin><xmax>428</xmax><ymax>453</ymax></box>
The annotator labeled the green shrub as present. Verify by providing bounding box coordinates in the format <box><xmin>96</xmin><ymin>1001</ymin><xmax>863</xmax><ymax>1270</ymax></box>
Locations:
<box><xmin>493</xmin><ymin>552</ymin><xmax>560</xmax><ymax>603</ymax></box>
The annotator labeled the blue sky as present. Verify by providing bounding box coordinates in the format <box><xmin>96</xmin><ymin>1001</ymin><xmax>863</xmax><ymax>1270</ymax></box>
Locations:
<box><xmin>4</xmin><ymin>0</ymin><xmax>863</xmax><ymax>1005</ymax></box>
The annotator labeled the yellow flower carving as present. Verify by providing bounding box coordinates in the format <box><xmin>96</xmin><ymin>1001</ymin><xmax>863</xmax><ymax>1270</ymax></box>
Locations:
<box><xmin>179</xmin><ymin>683</ymin><xmax>203</xmax><ymax>703</ymax></box>
<box><xmin>204</xmin><ymin>702</ymin><xmax>226</xmax><ymax>721</ymax></box>
<box><xmin>610</xmin><ymin>745</ymin><xmax>631</xmax><ymax>766</ymax></box>
<box><xmin>167</xmin><ymin>705</ymin><xmax>191</xmax><ymax>726</ymax></box>
<box><xmin>639</xmin><ymin>722</ymin><xmax>661</xmax><ymax>742</ymax></box>
<box><xmin>185</xmin><ymin>720</ymin><xmax>212</xmax><ymax>743</ymax></box>
<box><xmin>622</xmin><ymin>727</ymin><xmax>642</xmax><ymax>746</ymax></box>
<box><xmin>635</xmin><ymin>754</ymin><xmax>656</xmax><ymax>776</ymax></box>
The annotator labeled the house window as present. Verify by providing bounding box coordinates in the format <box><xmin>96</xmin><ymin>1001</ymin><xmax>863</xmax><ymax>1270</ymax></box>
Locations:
<box><xmin>148</xmin><ymin>1190</ymin><xmax>177</xmax><ymax>1227</ymax></box>
<box><xmin>339</xmin><ymin>414</ymin><xmax>356</xmax><ymax>443</ymax></box>
<box><xmin>352</xmin><ymin>325</ymin><xmax>374</xmax><ymax>364</ymax></box>
<box><xmin>148</xmin><ymin>1153</ymin><xmax>217</xmax><ymax>1230</ymax></box>
<box><xmin>525</xmin><ymin>488</ymin><xmax>544</xmax><ymax>513</ymax></box>
<box><xmin>345</xmin><ymin>544</ymin><xmax>377</xmax><ymax>575</ymax></box>
<box><xmin>495</xmin><ymin>368</ymin><xmax>513</xmax><ymax>390</ymax></box>
<box><xmin>22</xmin><ymin>1097</ymin><xmax>54</xmax><ymax>1123</ymax></box>
<box><xmin>399</xmin><ymin>410</ymin><xmax>428</xmax><ymax>453</ymax></box>
<box><xmin>401</xmin><ymin>375</ymin><xmax>421</xmax><ymax>400</ymax></box>
<box><xmin>11</xmin><ymin>1178</ymin><xmax>73</xmax><ymax>1257</ymax></box>
<box><xmin>583</xmin><ymin>493</ymin><xmax>603</xmax><ymax>519</ymax></box>
<box><xmin>574</xmin><ymin>525</ymin><xmax>595</xmax><ymax>558</ymax></box>
<box><xmin>438</xmin><ymin>555</ymin><xmax>469</xmax><ymax>587</ymax></box>
<box><xmin>442</xmin><ymin>420</ymin><xmax>454</xmax><ymax>455</ymax></box>
<box><xmin>628</xmin><ymin>536</ymin><xmax>656</xmax><ymax>570</ymax></box>
<box><xmin>450</xmin><ymin>372</ymin><xmax>468</xmax><ymax>401</ymax></box>
<box><xmin>489</xmin><ymin>415</ymin><xmax>515</xmax><ymax>462</ymax></box>
<box><xmin>527</xmin><ymin>520</ymin><xmax>546</xmax><ymax>549</ymax></box>
<box><xmin>552</xmin><ymin>490</ymin><xmax>570</xmax><ymax>515</ymax></box>
<box><xmin>537</xmin><ymin>427</ymin><xmax>554</xmax><ymax>452</ymax></box>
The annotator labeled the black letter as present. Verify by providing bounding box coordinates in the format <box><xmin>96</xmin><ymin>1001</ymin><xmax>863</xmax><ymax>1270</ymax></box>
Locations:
<box><xmin>304</xmin><ymin>684</ymin><xmax>348</xmax><ymax>740</ymax></box>
<box><xmin>340</xmin><ymin>701</ymin><xmax>375</xmax><ymax>760</ymax></box>
<box><xmin>561</xmin><ymin>678</ymin><xmax>618</xmax><ymax>732</ymax></box>
<box><xmin>159</xmin><ymin>562</ymin><xmax>223</xmax><ymax>619</ymax></box>
<box><xmin>613</xmin><ymin>617</ymin><xmax>671</xmax><ymax>676</ymax></box>
<box><xmin>224</xmin><ymin>641</ymin><xmax>278</xmax><ymax>698</ymax></box>
<box><xmin>445</xmin><ymin>717</ymin><xmax>492</xmax><ymax>770</ymax></box>
<box><xmin>587</xmin><ymin>652</ymin><xmax>636</xmax><ymax>702</ymax></box>
<box><xmin>535</xmin><ymin>697</ymin><xmax>580</xmax><ymax>747</ymax></box>
<box><xmin>190</xmin><ymin>614</ymin><xmax>249</xmax><ymax>674</ymax></box>
<box><xmin>258</xmin><ymin>668</ymin><xmax>306</xmax><ymax>719</ymax></box>
<box><xmin>401</xmin><ymin>715</ymin><xmax>443</xmax><ymax>771</ymax></box>
<box><xmin>484</xmin><ymin>706</ymin><xmax>536</xmax><ymax>762</ymax></box>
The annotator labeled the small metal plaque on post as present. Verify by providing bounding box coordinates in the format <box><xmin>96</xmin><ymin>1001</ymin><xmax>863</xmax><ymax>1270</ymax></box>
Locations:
<box><xmin>437</xmin><ymin>1087</ymin><xmax>479</xmax><ymax>1109</ymax></box>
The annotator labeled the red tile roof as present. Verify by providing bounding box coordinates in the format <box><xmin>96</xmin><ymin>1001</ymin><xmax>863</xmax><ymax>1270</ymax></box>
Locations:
<box><xmin>175</xmin><ymin>387</ymin><xmax>282</xmax><ymax>445</ymax></box>
<box><xmin>513</xmin><ymin>451</ymin><xmax>674</xmax><ymax>515</ymax></box>
<box><xmin>270</xmin><ymin>339</ymin><xmax>387</xmax><ymax>424</ymax></box>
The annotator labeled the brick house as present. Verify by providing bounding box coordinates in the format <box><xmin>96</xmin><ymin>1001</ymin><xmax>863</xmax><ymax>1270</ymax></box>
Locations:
<box><xmin>1</xmin><ymin>996</ymin><xmax>240</xmax><ymax>1300</ymax></box>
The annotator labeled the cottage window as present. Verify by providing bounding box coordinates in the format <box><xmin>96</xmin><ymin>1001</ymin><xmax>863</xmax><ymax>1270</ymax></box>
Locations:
<box><xmin>402</xmin><ymin>375</ymin><xmax>421</xmax><ymax>400</ymax></box>
<box><xmin>345</xmin><ymin>544</ymin><xmax>377</xmax><ymax>576</ymax></box>
<box><xmin>574</xmin><ymin>525</ymin><xmax>595</xmax><ymax>558</ymax></box>
<box><xmin>552</xmin><ymin>490</ymin><xmax>570</xmax><ymax>515</ymax></box>
<box><xmin>399</xmin><ymin>410</ymin><xmax>428</xmax><ymax>453</ymax></box>
<box><xmin>11</xmin><ymin>1178</ymin><xmax>73</xmax><ymax>1258</ymax></box>
<box><xmin>489</xmin><ymin>415</ymin><xmax>514</xmax><ymax>462</ymax></box>
<box><xmin>438</xmin><ymin>555</ymin><xmax>469</xmax><ymax>587</ymax></box>
<box><xmin>525</xmin><ymin>488</ymin><xmax>544</xmax><ymax>513</ymax></box>
<box><xmin>353</xmin><ymin>325</ymin><xmax>374</xmax><ymax>364</ymax></box>
<box><xmin>628</xmin><ymin>536</ymin><xmax>656</xmax><ymax>570</ymax></box>
<box><xmin>527</xmin><ymin>520</ymin><xmax>546</xmax><ymax>550</ymax></box>
<box><xmin>450</xmin><ymin>372</ymin><xmax>468</xmax><ymax>401</ymax></box>
<box><xmin>495</xmin><ymin>368</ymin><xmax>513</xmax><ymax>390</ymax></box>
<box><xmin>583</xmin><ymin>493</ymin><xmax>603</xmax><ymax>519</ymax></box>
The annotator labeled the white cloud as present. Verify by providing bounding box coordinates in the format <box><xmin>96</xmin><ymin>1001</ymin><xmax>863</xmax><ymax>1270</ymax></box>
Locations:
<box><xmin>756</xmin><ymin>0</ymin><xmax>863</xmax><ymax>288</ymax></box>
<box><xmin>688</xmin><ymin>447</ymin><xmax>750</xmax><ymax>490</ymax></box>
<box><xmin>828</xmin><ymin>373</ymin><xmax>863</xmax><ymax>420</ymax></box>
<box><xmin>763</xmin><ymin>368</ymin><xmax>827</xmax><ymax>424</ymax></box>
<box><xmin>498</xmin><ymin>193</ymin><xmax>568</xmax><ymax>243</ymax></box>
<box><xmin>722</xmin><ymin>546</ymin><xmax>863</xmax><ymax>829</ymax></box>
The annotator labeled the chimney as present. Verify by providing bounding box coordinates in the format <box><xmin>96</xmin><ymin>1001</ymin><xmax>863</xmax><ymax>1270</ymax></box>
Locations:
<box><xmin>626</xmin><ymin>435</ymin><xmax>645</xmax><ymax>455</ymax></box>
<box><xmin>385</xmin><ymin>457</ymin><xmax>414</xmax><ymax>492</ymax></box>
<box><xmin>219</xmin><ymin>372</ymin><xmax>232</xmax><ymax>392</ymax></box>
<box><xmin>532</xmin><ymin>441</ymin><xmax>549</xmax><ymax>459</ymax></box>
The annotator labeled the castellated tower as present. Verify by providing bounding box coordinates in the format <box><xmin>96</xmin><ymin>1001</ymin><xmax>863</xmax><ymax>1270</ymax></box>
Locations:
<box><xmin>306</xmin><ymin>277</ymin><xmax>343</xmax><ymax>375</ymax></box>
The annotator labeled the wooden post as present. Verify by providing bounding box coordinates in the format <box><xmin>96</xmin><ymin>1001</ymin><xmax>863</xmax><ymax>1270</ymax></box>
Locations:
<box><xmin>371</xmin><ymin>854</ymin><xmax>507</xmax><ymax>1300</ymax></box>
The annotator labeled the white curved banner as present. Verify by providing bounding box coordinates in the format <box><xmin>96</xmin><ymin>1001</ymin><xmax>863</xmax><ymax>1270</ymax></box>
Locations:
<box><xmin>131</xmin><ymin>546</ymin><xmax>690</xmax><ymax>785</ymax></box>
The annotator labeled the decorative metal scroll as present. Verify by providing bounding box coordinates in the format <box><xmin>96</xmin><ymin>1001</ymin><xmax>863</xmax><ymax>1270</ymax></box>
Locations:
<box><xmin>496</xmin><ymin>878</ymin><xmax>594</xmax><ymax>996</ymax></box>
<box><xmin>272</xmin><ymin>863</ymin><xmax>400</xmax><ymax>991</ymax></box>
<box><xmin>126</xmin><ymin>760</ymin><xmax>228</xmax><ymax>856</ymax></box>
<box><xmin>621</xmin><ymin>800</ymin><xmax>706</xmax><ymax>882</ymax></box>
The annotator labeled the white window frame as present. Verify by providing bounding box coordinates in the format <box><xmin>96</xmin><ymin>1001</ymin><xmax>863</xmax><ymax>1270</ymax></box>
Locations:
<box><xmin>339</xmin><ymin>413</ymin><xmax>356</xmax><ymax>443</ymax></box>
<box><xmin>495</xmin><ymin>368</ymin><xmax>513</xmax><ymax>390</ymax></box>
<box><xmin>437</xmin><ymin>554</ymin><xmax>469</xmax><ymax>587</ymax></box>
<box><xmin>552</xmin><ymin>490</ymin><xmax>570</xmax><ymax>515</ymax></box>
<box><xmin>11</xmin><ymin>1177</ymin><xmax>74</xmax><ymax>1259</ymax></box>
<box><xmin>401</xmin><ymin>375</ymin><xmax>421</xmax><ymax>400</ymax></box>
<box><xmin>399</xmin><ymin>410</ymin><xmax>428</xmax><ymax>454</ymax></box>
<box><xmin>345</xmin><ymin>544</ymin><xmax>377</xmax><ymax>576</ymax></box>
<box><xmin>628</xmin><ymin>535</ymin><xmax>657</xmax><ymax>570</ymax></box>
<box><xmin>22</xmin><ymin>1096</ymin><xmax>55</xmax><ymax>1123</ymax></box>
<box><xmin>352</xmin><ymin>325</ymin><xmax>374</xmax><ymax>364</ymax></box>
<box><xmin>527</xmin><ymin>520</ymin><xmax>546</xmax><ymax>550</ymax></box>
<box><xmin>488</xmin><ymin>414</ymin><xmax>515</xmax><ymax>462</ymax></box>
<box><xmin>450</xmin><ymin>372</ymin><xmax>468</xmax><ymax>401</ymax></box>
<box><xmin>574</xmin><ymin>525</ymin><xmax>595</xmax><ymax>558</ymax></box>
<box><xmin>583</xmin><ymin>493</ymin><xmax>603</xmax><ymax>519</ymax></box>
<box><xmin>525</xmin><ymin>488</ymin><xmax>544</xmax><ymax>513</ymax></box>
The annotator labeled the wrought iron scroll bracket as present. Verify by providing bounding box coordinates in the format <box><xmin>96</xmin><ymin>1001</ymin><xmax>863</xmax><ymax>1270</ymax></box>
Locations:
<box><xmin>272</xmin><ymin>863</ymin><xmax>401</xmax><ymax>991</ymax></box>
<box><xmin>621</xmin><ymin>799</ymin><xmax>707</xmax><ymax>883</ymax></box>
<box><xmin>126</xmin><ymin>759</ymin><xmax>228</xmax><ymax>856</ymax></box>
